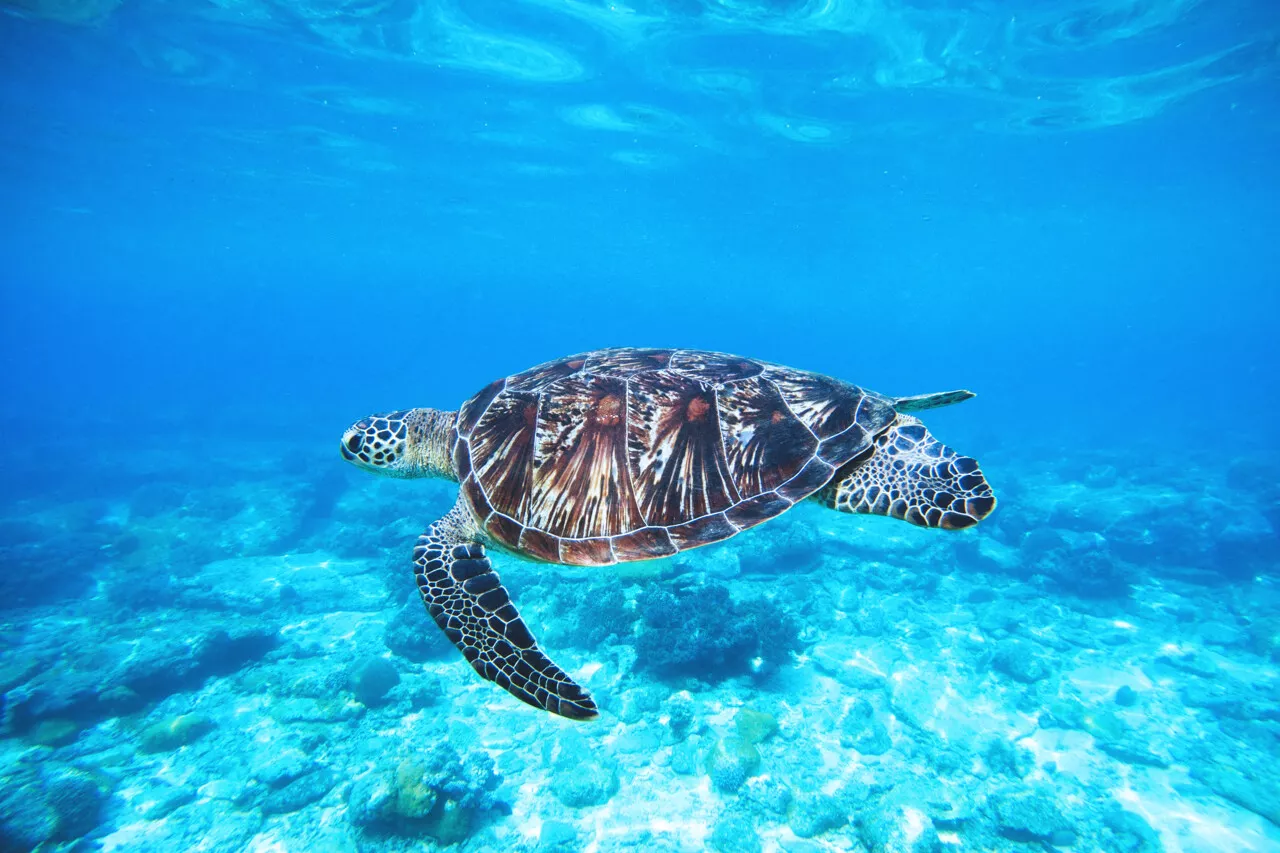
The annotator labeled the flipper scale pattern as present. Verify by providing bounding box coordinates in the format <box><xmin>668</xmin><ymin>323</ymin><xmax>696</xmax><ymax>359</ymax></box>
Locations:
<box><xmin>415</xmin><ymin>503</ymin><xmax>598</xmax><ymax>720</ymax></box>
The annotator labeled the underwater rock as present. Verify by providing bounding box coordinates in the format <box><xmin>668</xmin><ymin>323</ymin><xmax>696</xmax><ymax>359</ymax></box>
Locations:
<box><xmin>617</xmin><ymin>684</ymin><xmax>665</xmax><ymax>724</ymax></box>
<box><xmin>0</xmin><ymin>524</ymin><xmax>107</xmax><ymax>608</ymax></box>
<box><xmin>840</xmin><ymin>699</ymin><xmax>892</xmax><ymax>755</ymax></box>
<box><xmin>260</xmin><ymin>768</ymin><xmax>335</xmax><ymax>815</ymax></box>
<box><xmin>348</xmin><ymin>741</ymin><xmax>502</xmax><ymax>841</ymax></box>
<box><xmin>538</xmin><ymin>819</ymin><xmax>581</xmax><ymax>852</ymax></box>
<box><xmin>742</xmin><ymin>775</ymin><xmax>793</xmax><ymax>817</ymax></box>
<box><xmin>251</xmin><ymin>747</ymin><xmax>316</xmax><ymax>787</ymax></box>
<box><xmin>132</xmin><ymin>780</ymin><xmax>196</xmax><ymax>821</ymax></box>
<box><xmin>1198</xmin><ymin>621</ymin><xmax>1247</xmax><ymax>649</ymax></box>
<box><xmin>789</xmin><ymin>791</ymin><xmax>847</xmax><ymax>838</ymax></box>
<box><xmin>27</xmin><ymin>718</ymin><xmax>80</xmax><ymax>748</ymax></box>
<box><xmin>0</xmin><ymin>777</ymin><xmax>57</xmax><ymax>850</ymax></box>
<box><xmin>348</xmin><ymin>656</ymin><xmax>400</xmax><ymax>706</ymax></box>
<box><xmin>860</xmin><ymin>803</ymin><xmax>941</xmax><ymax>853</ymax></box>
<box><xmin>271</xmin><ymin>697</ymin><xmax>364</xmax><ymax>724</ymax></box>
<box><xmin>1102</xmin><ymin>806</ymin><xmax>1162</xmax><ymax>852</ymax></box>
<box><xmin>706</xmin><ymin>736</ymin><xmax>762</xmax><ymax>794</ymax></box>
<box><xmin>664</xmin><ymin>691</ymin><xmax>697</xmax><ymax>741</ymax></box>
<box><xmin>43</xmin><ymin>767</ymin><xmax>108</xmax><ymax>838</ymax></box>
<box><xmin>1084</xmin><ymin>464</ymin><xmax>1119</xmax><ymax>488</ymax></box>
<box><xmin>348</xmin><ymin>772</ymin><xmax>397</xmax><ymax>827</ymax></box>
<box><xmin>735</xmin><ymin>708</ymin><xmax>778</xmax><ymax>745</ymax></box>
<box><xmin>890</xmin><ymin>675</ymin><xmax>940</xmax><ymax>733</ymax></box>
<box><xmin>11</xmin><ymin>764</ymin><xmax>113</xmax><ymax>845</ymax></box>
<box><xmin>552</xmin><ymin>760</ymin><xmax>620</xmax><ymax>808</ymax></box>
<box><xmin>118</xmin><ymin>625</ymin><xmax>279</xmax><ymax>702</ymax></box>
<box><xmin>992</xmin><ymin>640</ymin><xmax>1050</xmax><ymax>683</ymax></box>
<box><xmin>965</xmin><ymin>537</ymin><xmax>1021</xmax><ymax>574</ymax></box>
<box><xmin>543</xmin><ymin>728</ymin><xmax>620</xmax><ymax>807</ymax></box>
<box><xmin>710</xmin><ymin>810</ymin><xmax>761</xmax><ymax>853</ymax></box>
<box><xmin>0</xmin><ymin>657</ymin><xmax>39</xmax><ymax>696</ymax></box>
<box><xmin>283</xmin><ymin>668</ymin><xmax>349</xmax><ymax>700</ymax></box>
<box><xmin>1096</xmin><ymin>732</ymin><xmax>1171</xmax><ymax>769</ymax></box>
<box><xmin>811</xmin><ymin>638</ymin><xmax>893</xmax><ymax>690</ymax></box>
<box><xmin>1055</xmin><ymin>547</ymin><xmax>1133</xmax><ymax>599</ymax></box>
<box><xmin>615</xmin><ymin>723</ymin><xmax>662</xmax><ymax>756</ymax></box>
<box><xmin>984</xmin><ymin>738</ymin><xmax>1035</xmax><ymax>778</ymax></box>
<box><xmin>670</xmin><ymin>739</ymin><xmax>700</xmax><ymax>775</ymax></box>
<box><xmin>405</xmin><ymin>674</ymin><xmax>444</xmax><ymax>711</ymax></box>
<box><xmin>1020</xmin><ymin>527</ymin><xmax>1066</xmax><ymax>560</ymax></box>
<box><xmin>138</xmin><ymin>712</ymin><xmax>215</xmax><ymax>753</ymax></box>
<box><xmin>993</xmin><ymin>788</ymin><xmax>1069</xmax><ymax>842</ymax></box>
<box><xmin>1212</xmin><ymin>506</ymin><xmax>1276</xmax><ymax>575</ymax></box>
<box><xmin>195</xmin><ymin>553</ymin><xmax>389</xmax><ymax>613</ymax></box>
<box><xmin>4</xmin><ymin>671</ymin><xmax>101</xmax><ymax>734</ymax></box>
<box><xmin>131</xmin><ymin>482</ymin><xmax>186</xmax><ymax>517</ymax></box>
<box><xmin>856</xmin><ymin>605</ymin><xmax>891</xmax><ymax>638</ymax></box>
<box><xmin>383</xmin><ymin>596</ymin><xmax>451</xmax><ymax>662</ymax></box>
<box><xmin>967</xmin><ymin>586</ymin><xmax>998</xmax><ymax>604</ymax></box>
<box><xmin>1155</xmin><ymin>647</ymin><xmax>1220</xmax><ymax>679</ymax></box>
<box><xmin>1191</xmin><ymin>761</ymin><xmax>1280</xmax><ymax>825</ymax></box>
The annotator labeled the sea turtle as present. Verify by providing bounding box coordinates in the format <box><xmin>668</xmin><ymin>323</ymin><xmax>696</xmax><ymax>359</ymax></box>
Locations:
<box><xmin>340</xmin><ymin>347</ymin><xmax>995</xmax><ymax>719</ymax></box>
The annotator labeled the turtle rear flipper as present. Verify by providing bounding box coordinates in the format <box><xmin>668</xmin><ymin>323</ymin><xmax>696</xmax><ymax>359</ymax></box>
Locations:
<box><xmin>415</xmin><ymin>502</ymin><xmax>598</xmax><ymax>720</ymax></box>
<box><xmin>822</xmin><ymin>415</ymin><xmax>995</xmax><ymax>530</ymax></box>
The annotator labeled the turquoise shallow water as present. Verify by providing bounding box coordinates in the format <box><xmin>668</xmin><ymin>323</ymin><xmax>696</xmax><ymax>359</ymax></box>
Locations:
<box><xmin>2</xmin><ymin>427</ymin><xmax>1279</xmax><ymax>851</ymax></box>
<box><xmin>2</xmin><ymin>0</ymin><xmax>1279</xmax><ymax>851</ymax></box>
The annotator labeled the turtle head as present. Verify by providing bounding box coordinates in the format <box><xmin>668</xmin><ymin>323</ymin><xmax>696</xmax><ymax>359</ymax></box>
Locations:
<box><xmin>340</xmin><ymin>408</ymin><xmax>458</xmax><ymax>480</ymax></box>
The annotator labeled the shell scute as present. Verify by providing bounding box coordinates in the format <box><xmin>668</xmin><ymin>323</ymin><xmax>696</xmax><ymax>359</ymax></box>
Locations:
<box><xmin>670</xmin><ymin>350</ymin><xmax>764</xmax><ymax>383</ymax></box>
<box><xmin>761</xmin><ymin>366</ymin><xmax>876</xmax><ymax>440</ymax></box>
<box><xmin>561</xmin><ymin>537</ymin><xmax>615</xmax><ymax>566</ymax></box>
<box><xmin>777</xmin><ymin>457</ymin><xmax>837</xmax><ymax>502</ymax></box>
<box><xmin>816</xmin><ymin>423</ymin><xmax>871</xmax><ymax>466</ymax></box>
<box><xmin>470</xmin><ymin>391</ymin><xmax>538</xmax><ymax>519</ymax></box>
<box><xmin>485</xmin><ymin>514</ymin><xmax>524</xmax><ymax>550</ymax></box>
<box><xmin>717</xmin><ymin>375</ymin><xmax>817</xmax><ymax>498</ymax></box>
<box><xmin>458</xmin><ymin>378</ymin><xmax>505</xmax><ymax>437</ymax></box>
<box><xmin>584</xmin><ymin>347</ymin><xmax>674</xmax><ymax>376</ymax></box>
<box><xmin>625</xmin><ymin>370</ymin><xmax>741</xmax><ymax>526</ymax></box>
<box><xmin>461</xmin><ymin>475</ymin><xmax>494</xmax><ymax>520</ymax></box>
<box><xmin>507</xmin><ymin>354</ymin><xmax>588</xmax><ymax>393</ymax></box>
<box><xmin>725</xmin><ymin>491</ymin><xmax>793</xmax><ymax>529</ymax></box>
<box><xmin>665</xmin><ymin>512</ymin><xmax>738</xmax><ymax>550</ymax></box>
<box><xmin>518</xmin><ymin>528</ymin><xmax>562</xmax><ymax>563</ymax></box>
<box><xmin>526</xmin><ymin>374</ymin><xmax>643</xmax><ymax>539</ymax></box>
<box><xmin>610</xmin><ymin>526</ymin><xmax>677</xmax><ymax>560</ymax></box>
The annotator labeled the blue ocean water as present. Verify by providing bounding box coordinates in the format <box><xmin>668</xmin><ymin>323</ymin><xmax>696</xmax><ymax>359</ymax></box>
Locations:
<box><xmin>2</xmin><ymin>0</ymin><xmax>1279</xmax><ymax>850</ymax></box>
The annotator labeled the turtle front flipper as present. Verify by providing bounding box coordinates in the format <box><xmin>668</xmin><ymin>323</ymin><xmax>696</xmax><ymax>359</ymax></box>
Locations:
<box><xmin>822</xmin><ymin>415</ymin><xmax>995</xmax><ymax>530</ymax></box>
<box><xmin>415</xmin><ymin>502</ymin><xmax>598</xmax><ymax>720</ymax></box>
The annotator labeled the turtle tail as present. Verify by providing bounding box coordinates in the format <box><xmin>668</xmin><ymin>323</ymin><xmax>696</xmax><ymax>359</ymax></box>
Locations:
<box><xmin>821</xmin><ymin>415</ymin><xmax>995</xmax><ymax>530</ymax></box>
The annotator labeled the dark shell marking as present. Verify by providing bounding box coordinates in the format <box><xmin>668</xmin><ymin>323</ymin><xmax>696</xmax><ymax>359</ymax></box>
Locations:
<box><xmin>457</xmin><ymin>348</ymin><xmax>896</xmax><ymax>565</ymax></box>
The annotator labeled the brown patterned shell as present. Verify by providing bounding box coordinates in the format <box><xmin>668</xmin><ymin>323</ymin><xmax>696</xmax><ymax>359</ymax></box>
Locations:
<box><xmin>451</xmin><ymin>348</ymin><xmax>895</xmax><ymax>566</ymax></box>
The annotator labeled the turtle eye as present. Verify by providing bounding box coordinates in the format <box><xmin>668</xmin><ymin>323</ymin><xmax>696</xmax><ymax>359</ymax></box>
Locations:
<box><xmin>346</xmin><ymin>435</ymin><xmax>362</xmax><ymax>453</ymax></box>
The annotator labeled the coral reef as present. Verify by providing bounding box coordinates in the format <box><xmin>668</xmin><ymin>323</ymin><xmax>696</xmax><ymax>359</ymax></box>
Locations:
<box><xmin>634</xmin><ymin>582</ymin><xmax>802</xmax><ymax>677</ymax></box>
